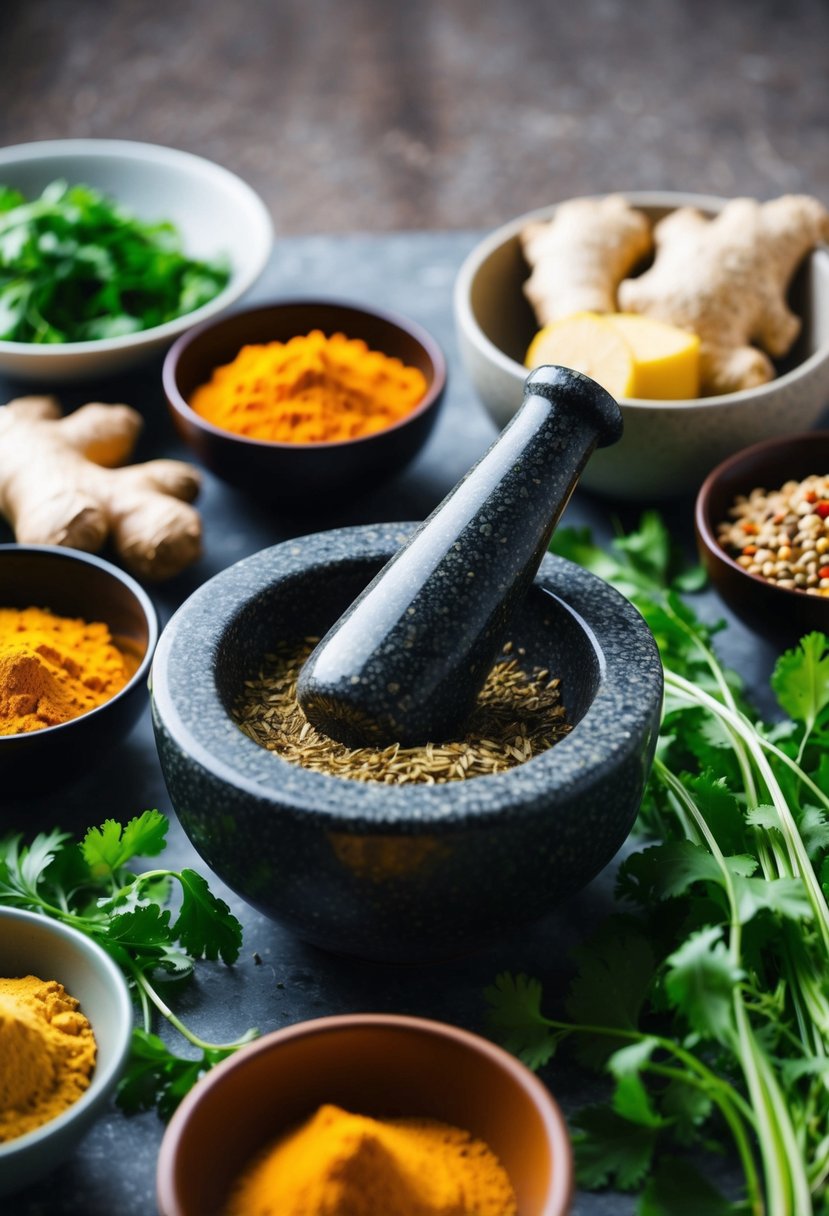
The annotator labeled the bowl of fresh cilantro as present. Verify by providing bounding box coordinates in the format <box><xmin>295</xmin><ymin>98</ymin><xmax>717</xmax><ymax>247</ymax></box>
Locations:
<box><xmin>0</xmin><ymin>139</ymin><xmax>273</xmax><ymax>383</ymax></box>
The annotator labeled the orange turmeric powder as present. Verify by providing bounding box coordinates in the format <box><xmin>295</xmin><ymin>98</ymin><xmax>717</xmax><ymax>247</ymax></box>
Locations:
<box><xmin>0</xmin><ymin>605</ymin><xmax>139</xmax><ymax>735</ymax></box>
<box><xmin>0</xmin><ymin>975</ymin><xmax>97</xmax><ymax>1142</ymax></box>
<box><xmin>224</xmin><ymin>1103</ymin><xmax>518</xmax><ymax>1216</ymax></box>
<box><xmin>190</xmin><ymin>330</ymin><xmax>428</xmax><ymax>443</ymax></box>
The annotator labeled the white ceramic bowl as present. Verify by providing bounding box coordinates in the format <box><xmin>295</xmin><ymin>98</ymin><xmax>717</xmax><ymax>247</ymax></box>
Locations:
<box><xmin>454</xmin><ymin>191</ymin><xmax>829</xmax><ymax>500</ymax></box>
<box><xmin>0</xmin><ymin>139</ymin><xmax>273</xmax><ymax>383</ymax></box>
<box><xmin>0</xmin><ymin>907</ymin><xmax>133</xmax><ymax>1195</ymax></box>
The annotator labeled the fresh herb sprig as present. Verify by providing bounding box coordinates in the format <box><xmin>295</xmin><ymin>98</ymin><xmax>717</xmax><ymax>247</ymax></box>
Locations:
<box><xmin>0</xmin><ymin>180</ymin><xmax>230</xmax><ymax>344</ymax></box>
<box><xmin>486</xmin><ymin>512</ymin><xmax>829</xmax><ymax>1216</ymax></box>
<box><xmin>0</xmin><ymin>810</ymin><xmax>257</xmax><ymax>1117</ymax></box>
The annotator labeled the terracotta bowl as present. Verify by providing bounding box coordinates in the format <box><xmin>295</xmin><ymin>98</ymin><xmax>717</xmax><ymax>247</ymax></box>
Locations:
<box><xmin>156</xmin><ymin>1014</ymin><xmax>573</xmax><ymax>1216</ymax></box>
<box><xmin>454</xmin><ymin>191</ymin><xmax>829</xmax><ymax>500</ymax></box>
<box><xmin>0</xmin><ymin>908</ymin><xmax>133</xmax><ymax>1196</ymax></box>
<box><xmin>162</xmin><ymin>298</ymin><xmax>447</xmax><ymax>502</ymax></box>
<box><xmin>0</xmin><ymin>544</ymin><xmax>158</xmax><ymax>796</ymax></box>
<box><xmin>695</xmin><ymin>430</ymin><xmax>829</xmax><ymax>647</ymax></box>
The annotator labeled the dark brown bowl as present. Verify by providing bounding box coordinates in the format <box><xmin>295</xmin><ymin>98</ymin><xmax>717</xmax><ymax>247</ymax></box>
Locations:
<box><xmin>0</xmin><ymin>544</ymin><xmax>158</xmax><ymax>796</ymax></box>
<box><xmin>695</xmin><ymin>430</ymin><xmax>829</xmax><ymax>647</ymax></box>
<box><xmin>162</xmin><ymin>299</ymin><xmax>447</xmax><ymax>502</ymax></box>
<box><xmin>156</xmin><ymin>1014</ymin><xmax>573</xmax><ymax>1216</ymax></box>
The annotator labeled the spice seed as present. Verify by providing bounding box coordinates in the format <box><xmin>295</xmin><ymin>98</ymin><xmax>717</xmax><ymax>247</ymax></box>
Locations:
<box><xmin>233</xmin><ymin>638</ymin><xmax>571</xmax><ymax>785</ymax></box>
<box><xmin>716</xmin><ymin>473</ymin><xmax>829</xmax><ymax>597</ymax></box>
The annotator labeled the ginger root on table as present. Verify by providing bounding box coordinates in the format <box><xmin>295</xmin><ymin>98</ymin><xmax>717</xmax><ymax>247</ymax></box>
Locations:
<box><xmin>0</xmin><ymin>396</ymin><xmax>202</xmax><ymax>580</ymax></box>
<box><xmin>618</xmin><ymin>195</ymin><xmax>829</xmax><ymax>395</ymax></box>
<box><xmin>520</xmin><ymin>194</ymin><xmax>653</xmax><ymax>325</ymax></box>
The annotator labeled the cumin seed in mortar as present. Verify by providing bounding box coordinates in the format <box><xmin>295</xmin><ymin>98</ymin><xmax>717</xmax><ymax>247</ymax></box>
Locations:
<box><xmin>234</xmin><ymin>638</ymin><xmax>571</xmax><ymax>784</ymax></box>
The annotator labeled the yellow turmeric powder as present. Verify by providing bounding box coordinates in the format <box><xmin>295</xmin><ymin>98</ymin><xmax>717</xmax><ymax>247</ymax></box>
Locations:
<box><xmin>225</xmin><ymin>1103</ymin><xmax>518</xmax><ymax>1216</ymax></box>
<box><xmin>190</xmin><ymin>330</ymin><xmax>428</xmax><ymax>443</ymax></box>
<box><xmin>0</xmin><ymin>975</ymin><xmax>97</xmax><ymax>1142</ymax></box>
<box><xmin>0</xmin><ymin>605</ymin><xmax>139</xmax><ymax>735</ymax></box>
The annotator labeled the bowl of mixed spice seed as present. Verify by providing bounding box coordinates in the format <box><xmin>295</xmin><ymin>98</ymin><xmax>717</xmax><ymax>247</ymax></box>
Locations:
<box><xmin>149</xmin><ymin>522</ymin><xmax>663</xmax><ymax>962</ymax></box>
<box><xmin>695</xmin><ymin>430</ymin><xmax>829</xmax><ymax>645</ymax></box>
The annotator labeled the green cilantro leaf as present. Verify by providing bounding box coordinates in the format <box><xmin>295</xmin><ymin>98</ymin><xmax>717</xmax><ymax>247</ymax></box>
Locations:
<box><xmin>660</xmin><ymin>1078</ymin><xmax>714</xmax><ymax>1146</ymax></box>
<box><xmin>172</xmin><ymin>869</ymin><xmax>242</xmax><ymax>964</ymax></box>
<box><xmin>566</xmin><ymin>921</ymin><xmax>656</xmax><ymax>1068</ymax></box>
<box><xmin>572</xmin><ymin>1105</ymin><xmax>659</xmax><ymax>1191</ymax></box>
<box><xmin>82</xmin><ymin>810</ymin><xmax>168</xmax><ymax>876</ymax></box>
<box><xmin>484</xmin><ymin>972</ymin><xmax>559</xmax><ymax>1070</ymax></box>
<box><xmin>637</xmin><ymin>1157</ymin><xmax>737</xmax><ymax>1216</ymax></box>
<box><xmin>0</xmin><ymin>812</ymin><xmax>255</xmax><ymax>1119</ymax></box>
<box><xmin>772</xmin><ymin>632</ymin><xmax>829</xmax><ymax>738</ymax></box>
<box><xmin>608</xmin><ymin>1039</ymin><xmax>665</xmax><ymax>1129</ymax></box>
<box><xmin>664</xmin><ymin>927</ymin><xmax>741</xmax><ymax>1044</ymax></box>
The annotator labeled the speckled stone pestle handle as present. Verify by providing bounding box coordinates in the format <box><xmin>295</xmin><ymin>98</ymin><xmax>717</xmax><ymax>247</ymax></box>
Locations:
<box><xmin>296</xmin><ymin>366</ymin><xmax>623</xmax><ymax>747</ymax></box>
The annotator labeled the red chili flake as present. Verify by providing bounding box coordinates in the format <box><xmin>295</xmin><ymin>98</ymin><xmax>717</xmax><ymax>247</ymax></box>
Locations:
<box><xmin>816</xmin><ymin>501</ymin><xmax>829</xmax><ymax>519</ymax></box>
<box><xmin>742</xmin><ymin>545</ymin><xmax>758</xmax><ymax>556</ymax></box>
<box><xmin>741</xmin><ymin>522</ymin><xmax>758</xmax><ymax>534</ymax></box>
<box><xmin>820</xmin><ymin>566</ymin><xmax>829</xmax><ymax>580</ymax></box>
<box><xmin>805</xmin><ymin>490</ymin><xmax>818</xmax><ymax>504</ymax></box>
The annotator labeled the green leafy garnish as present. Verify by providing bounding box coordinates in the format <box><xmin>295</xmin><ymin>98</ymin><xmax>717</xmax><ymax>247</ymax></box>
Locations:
<box><xmin>0</xmin><ymin>181</ymin><xmax>230</xmax><ymax>343</ymax></box>
<box><xmin>486</xmin><ymin>513</ymin><xmax>829</xmax><ymax>1216</ymax></box>
<box><xmin>0</xmin><ymin>811</ymin><xmax>257</xmax><ymax>1117</ymax></box>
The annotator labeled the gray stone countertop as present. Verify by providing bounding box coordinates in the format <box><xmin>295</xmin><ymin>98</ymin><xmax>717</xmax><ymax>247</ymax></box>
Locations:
<box><xmin>1</xmin><ymin>231</ymin><xmax>785</xmax><ymax>1215</ymax></box>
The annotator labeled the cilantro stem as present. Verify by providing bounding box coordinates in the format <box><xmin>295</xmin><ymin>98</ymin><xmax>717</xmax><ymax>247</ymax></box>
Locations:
<box><xmin>656</xmin><ymin>755</ymin><xmax>815</xmax><ymax>1215</ymax></box>
<box><xmin>664</xmin><ymin>672</ymin><xmax>829</xmax><ymax>954</ymax></box>
<box><xmin>128</xmin><ymin>965</ymin><xmax>253</xmax><ymax>1054</ymax></box>
<box><xmin>645</xmin><ymin>1061</ymin><xmax>764</xmax><ymax>1214</ymax></box>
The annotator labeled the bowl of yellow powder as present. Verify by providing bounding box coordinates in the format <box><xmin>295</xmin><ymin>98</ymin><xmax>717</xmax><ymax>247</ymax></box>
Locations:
<box><xmin>0</xmin><ymin>906</ymin><xmax>132</xmax><ymax>1195</ymax></box>
<box><xmin>0</xmin><ymin>544</ymin><xmax>158</xmax><ymax>795</ymax></box>
<box><xmin>162</xmin><ymin>298</ymin><xmax>447</xmax><ymax>503</ymax></box>
<box><xmin>156</xmin><ymin>1013</ymin><xmax>573</xmax><ymax>1216</ymax></box>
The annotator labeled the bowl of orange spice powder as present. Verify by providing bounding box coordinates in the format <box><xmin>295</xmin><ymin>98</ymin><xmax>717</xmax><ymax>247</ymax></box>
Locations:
<box><xmin>162</xmin><ymin>299</ymin><xmax>447</xmax><ymax>501</ymax></box>
<box><xmin>0</xmin><ymin>545</ymin><xmax>158</xmax><ymax>795</ymax></box>
<box><xmin>0</xmin><ymin>906</ymin><xmax>132</xmax><ymax>1195</ymax></box>
<box><xmin>157</xmin><ymin>1013</ymin><xmax>573</xmax><ymax>1216</ymax></box>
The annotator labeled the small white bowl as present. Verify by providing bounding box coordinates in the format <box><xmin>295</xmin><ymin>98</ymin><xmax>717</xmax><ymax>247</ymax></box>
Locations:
<box><xmin>0</xmin><ymin>907</ymin><xmax>133</xmax><ymax>1196</ymax></box>
<box><xmin>0</xmin><ymin>139</ymin><xmax>273</xmax><ymax>383</ymax></box>
<box><xmin>454</xmin><ymin>191</ymin><xmax>829</xmax><ymax>500</ymax></box>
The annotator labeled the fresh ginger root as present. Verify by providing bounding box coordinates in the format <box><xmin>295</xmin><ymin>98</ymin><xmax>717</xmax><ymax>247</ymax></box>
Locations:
<box><xmin>618</xmin><ymin>195</ymin><xmax>829</xmax><ymax>395</ymax></box>
<box><xmin>0</xmin><ymin>396</ymin><xmax>202</xmax><ymax>580</ymax></box>
<box><xmin>521</xmin><ymin>194</ymin><xmax>653</xmax><ymax>325</ymax></box>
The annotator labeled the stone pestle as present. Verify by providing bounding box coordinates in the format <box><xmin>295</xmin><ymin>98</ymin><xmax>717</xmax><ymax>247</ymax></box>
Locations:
<box><xmin>296</xmin><ymin>365</ymin><xmax>623</xmax><ymax>748</ymax></box>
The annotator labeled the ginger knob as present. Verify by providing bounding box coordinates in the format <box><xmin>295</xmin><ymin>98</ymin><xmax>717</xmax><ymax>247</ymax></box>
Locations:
<box><xmin>0</xmin><ymin>396</ymin><xmax>202</xmax><ymax>580</ymax></box>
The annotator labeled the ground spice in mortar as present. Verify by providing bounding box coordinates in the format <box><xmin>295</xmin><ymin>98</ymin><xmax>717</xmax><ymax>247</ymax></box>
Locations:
<box><xmin>0</xmin><ymin>605</ymin><xmax>139</xmax><ymax>735</ymax></box>
<box><xmin>716</xmin><ymin>472</ymin><xmax>829</xmax><ymax>595</ymax></box>
<box><xmin>224</xmin><ymin>1103</ymin><xmax>518</xmax><ymax>1216</ymax></box>
<box><xmin>235</xmin><ymin>638</ymin><xmax>570</xmax><ymax>783</ymax></box>
<box><xmin>0</xmin><ymin>975</ymin><xmax>97</xmax><ymax>1143</ymax></box>
<box><xmin>190</xmin><ymin>330</ymin><xmax>428</xmax><ymax>443</ymax></box>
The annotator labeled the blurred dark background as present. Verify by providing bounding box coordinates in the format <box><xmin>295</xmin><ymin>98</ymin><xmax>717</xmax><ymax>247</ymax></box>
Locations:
<box><xmin>3</xmin><ymin>0</ymin><xmax>828</xmax><ymax>232</ymax></box>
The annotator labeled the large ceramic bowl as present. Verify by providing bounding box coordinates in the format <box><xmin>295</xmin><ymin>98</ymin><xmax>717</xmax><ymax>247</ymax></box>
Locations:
<box><xmin>0</xmin><ymin>139</ymin><xmax>273</xmax><ymax>383</ymax></box>
<box><xmin>695</xmin><ymin>429</ymin><xmax>829</xmax><ymax>646</ymax></box>
<box><xmin>0</xmin><ymin>545</ymin><xmax>158</xmax><ymax>796</ymax></box>
<box><xmin>162</xmin><ymin>298</ymin><xmax>447</xmax><ymax>502</ymax></box>
<box><xmin>157</xmin><ymin>1014</ymin><xmax>573</xmax><ymax>1216</ymax></box>
<box><xmin>0</xmin><ymin>907</ymin><xmax>133</xmax><ymax>1196</ymax></box>
<box><xmin>150</xmin><ymin>523</ymin><xmax>663</xmax><ymax>962</ymax></box>
<box><xmin>454</xmin><ymin>191</ymin><xmax>829</xmax><ymax>500</ymax></box>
